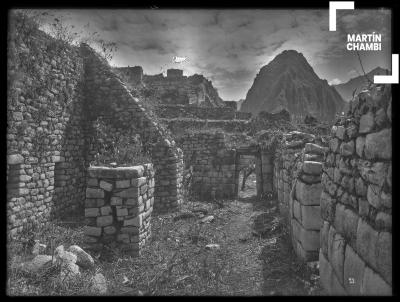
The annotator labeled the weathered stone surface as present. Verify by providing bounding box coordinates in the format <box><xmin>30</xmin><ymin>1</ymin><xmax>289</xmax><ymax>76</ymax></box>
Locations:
<box><xmin>376</xmin><ymin>232</ymin><xmax>391</xmax><ymax>285</ymax></box>
<box><xmin>295</xmin><ymin>180</ymin><xmax>322</xmax><ymax>206</ymax></box>
<box><xmin>344</xmin><ymin>244</ymin><xmax>365</xmax><ymax>295</ymax></box>
<box><xmin>335</xmin><ymin>126</ymin><xmax>346</xmax><ymax>140</ymax></box>
<box><xmin>86</xmin><ymin>188</ymin><xmax>104</xmax><ymax>199</ymax></box>
<box><xmin>99</xmin><ymin>180</ymin><xmax>113</xmax><ymax>192</ymax></box>
<box><xmin>356</xmin><ymin>219</ymin><xmax>378</xmax><ymax>270</ymax></box>
<box><xmin>292</xmin><ymin>198</ymin><xmax>301</xmax><ymax>222</ymax></box>
<box><xmin>360</xmin><ymin>266</ymin><xmax>391</xmax><ymax>295</ymax></box>
<box><xmin>359</xmin><ymin>111</ymin><xmax>375</xmax><ymax>133</ymax></box>
<box><xmin>85</xmin><ymin>208</ymin><xmax>100</xmax><ymax>218</ymax></box>
<box><xmin>355</xmin><ymin>136</ymin><xmax>365</xmax><ymax>157</ymax></box>
<box><xmin>364</xmin><ymin>128</ymin><xmax>391</xmax><ymax>160</ymax></box>
<box><xmin>97</xmin><ymin>215</ymin><xmax>113</xmax><ymax>227</ymax></box>
<box><xmin>8</xmin><ymin>154</ymin><xmax>24</xmax><ymax>165</ymax></box>
<box><xmin>110</xmin><ymin>196</ymin><xmax>122</xmax><ymax>206</ymax></box>
<box><xmin>320</xmin><ymin>221</ymin><xmax>330</xmax><ymax>256</ymax></box>
<box><xmin>88</xmin><ymin>166</ymin><xmax>143</xmax><ymax>179</ymax></box>
<box><xmin>334</xmin><ymin>204</ymin><xmax>358</xmax><ymax>246</ymax></box>
<box><xmin>298</xmin><ymin>226</ymin><xmax>319</xmax><ymax>251</ymax></box>
<box><xmin>116</xmin><ymin>179</ymin><xmax>130</xmax><ymax>189</ymax></box>
<box><xmin>302</xmin><ymin>161</ymin><xmax>322</xmax><ymax>175</ymax></box>
<box><xmin>114</xmin><ymin>187</ymin><xmax>140</xmax><ymax>198</ymax></box>
<box><xmin>67</xmin><ymin>245</ymin><xmax>95</xmax><ymax>269</ymax></box>
<box><xmin>90</xmin><ymin>273</ymin><xmax>107</xmax><ymax>294</ymax></box>
<box><xmin>329</xmin><ymin>138</ymin><xmax>340</xmax><ymax>153</ymax></box>
<box><xmin>320</xmin><ymin>191</ymin><xmax>335</xmax><ymax>223</ymax></box>
<box><xmin>100</xmin><ymin>206</ymin><xmax>112</xmax><ymax>216</ymax></box>
<box><xmin>16</xmin><ymin>255</ymin><xmax>52</xmax><ymax>274</ymax></box>
<box><xmin>340</xmin><ymin>140</ymin><xmax>355</xmax><ymax>157</ymax></box>
<box><xmin>319</xmin><ymin>250</ymin><xmax>347</xmax><ymax>295</ymax></box>
<box><xmin>300</xmin><ymin>205</ymin><xmax>321</xmax><ymax>230</ymax></box>
<box><xmin>329</xmin><ymin>232</ymin><xmax>346</xmax><ymax>285</ymax></box>
<box><xmin>305</xmin><ymin>143</ymin><xmax>327</xmax><ymax>155</ymax></box>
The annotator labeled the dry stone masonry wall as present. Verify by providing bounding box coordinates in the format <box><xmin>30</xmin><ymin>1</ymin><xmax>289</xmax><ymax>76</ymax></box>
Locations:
<box><xmin>273</xmin><ymin>131</ymin><xmax>317</xmax><ymax>224</ymax></box>
<box><xmin>176</xmin><ymin>132</ymin><xmax>237</xmax><ymax>200</ymax></box>
<box><xmin>84</xmin><ymin>165</ymin><xmax>154</xmax><ymax>256</ymax></box>
<box><xmin>7</xmin><ymin>28</ymin><xmax>86</xmax><ymax>238</ymax></box>
<box><xmin>319</xmin><ymin>85</ymin><xmax>392</xmax><ymax>295</ymax></box>
<box><xmin>80</xmin><ymin>44</ymin><xmax>184</xmax><ymax>213</ymax></box>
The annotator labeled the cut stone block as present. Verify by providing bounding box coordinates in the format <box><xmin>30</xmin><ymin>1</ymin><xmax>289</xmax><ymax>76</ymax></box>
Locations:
<box><xmin>99</xmin><ymin>180</ymin><xmax>113</xmax><ymax>192</ymax></box>
<box><xmin>344</xmin><ymin>244</ymin><xmax>365</xmax><ymax>295</ymax></box>
<box><xmin>301</xmin><ymin>205</ymin><xmax>322</xmax><ymax>230</ymax></box>
<box><xmin>96</xmin><ymin>215</ymin><xmax>113</xmax><ymax>227</ymax></box>
<box><xmin>360</xmin><ymin>266</ymin><xmax>392</xmax><ymax>295</ymax></box>
<box><xmin>86</xmin><ymin>188</ymin><xmax>104</xmax><ymax>199</ymax></box>
<box><xmin>295</xmin><ymin>180</ymin><xmax>322</xmax><ymax>206</ymax></box>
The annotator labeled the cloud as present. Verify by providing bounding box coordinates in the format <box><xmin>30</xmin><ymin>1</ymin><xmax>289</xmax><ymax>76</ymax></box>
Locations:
<box><xmin>328</xmin><ymin>78</ymin><xmax>342</xmax><ymax>85</ymax></box>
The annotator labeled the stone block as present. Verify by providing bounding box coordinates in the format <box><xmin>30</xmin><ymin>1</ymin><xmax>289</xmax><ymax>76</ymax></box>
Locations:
<box><xmin>376</xmin><ymin>232</ymin><xmax>392</xmax><ymax>285</ymax></box>
<box><xmin>8</xmin><ymin>154</ymin><xmax>24</xmax><ymax>165</ymax></box>
<box><xmin>329</xmin><ymin>138</ymin><xmax>340</xmax><ymax>153</ymax></box>
<box><xmin>356</xmin><ymin>136</ymin><xmax>365</xmax><ymax>157</ymax></box>
<box><xmin>124</xmin><ymin>215</ymin><xmax>142</xmax><ymax>227</ymax></box>
<box><xmin>99</xmin><ymin>180</ymin><xmax>113</xmax><ymax>192</ymax></box>
<box><xmin>103</xmin><ymin>226</ymin><xmax>116</xmax><ymax>235</ymax></box>
<box><xmin>114</xmin><ymin>187</ymin><xmax>140</xmax><ymax>199</ymax></box>
<box><xmin>360</xmin><ymin>266</ymin><xmax>392</xmax><ymax>295</ymax></box>
<box><xmin>96</xmin><ymin>215</ymin><xmax>113</xmax><ymax>227</ymax></box>
<box><xmin>320</xmin><ymin>191</ymin><xmax>335</xmax><ymax>223</ymax></box>
<box><xmin>305</xmin><ymin>143</ymin><xmax>327</xmax><ymax>155</ymax></box>
<box><xmin>116</xmin><ymin>179</ymin><xmax>130</xmax><ymax>189</ymax></box>
<box><xmin>298</xmin><ymin>226</ymin><xmax>319</xmax><ymax>252</ymax></box>
<box><xmin>340</xmin><ymin>140</ymin><xmax>355</xmax><ymax>157</ymax></box>
<box><xmin>86</xmin><ymin>188</ymin><xmax>104</xmax><ymax>199</ymax></box>
<box><xmin>319</xmin><ymin>249</ymin><xmax>347</xmax><ymax>295</ymax></box>
<box><xmin>320</xmin><ymin>221</ymin><xmax>330</xmax><ymax>256</ymax></box>
<box><xmin>85</xmin><ymin>208</ymin><xmax>100</xmax><ymax>217</ymax></box>
<box><xmin>292</xmin><ymin>199</ymin><xmax>301</xmax><ymax>222</ymax></box>
<box><xmin>364</xmin><ymin>128</ymin><xmax>391</xmax><ymax>160</ymax></box>
<box><xmin>116</xmin><ymin>207</ymin><xmax>128</xmax><ymax>216</ymax></box>
<box><xmin>131</xmin><ymin>177</ymin><xmax>147</xmax><ymax>187</ymax></box>
<box><xmin>333</xmin><ymin>204</ymin><xmax>359</xmax><ymax>246</ymax></box>
<box><xmin>302</xmin><ymin>161</ymin><xmax>322</xmax><ymax>175</ymax></box>
<box><xmin>295</xmin><ymin>180</ymin><xmax>322</xmax><ymax>206</ymax></box>
<box><xmin>359</xmin><ymin>111</ymin><xmax>375</xmax><ymax>133</ymax></box>
<box><xmin>301</xmin><ymin>205</ymin><xmax>322</xmax><ymax>230</ymax></box>
<box><xmin>344</xmin><ymin>244</ymin><xmax>365</xmax><ymax>295</ymax></box>
<box><xmin>329</xmin><ymin>232</ymin><xmax>346</xmax><ymax>285</ymax></box>
<box><xmin>375</xmin><ymin>212</ymin><xmax>391</xmax><ymax>231</ymax></box>
<box><xmin>356</xmin><ymin>219</ymin><xmax>378</xmax><ymax>271</ymax></box>
<box><xmin>110</xmin><ymin>196</ymin><xmax>122</xmax><ymax>206</ymax></box>
<box><xmin>87</xmin><ymin>178</ymin><xmax>98</xmax><ymax>187</ymax></box>
<box><xmin>120</xmin><ymin>227</ymin><xmax>139</xmax><ymax>234</ymax></box>
<box><xmin>100</xmin><ymin>206</ymin><xmax>112</xmax><ymax>216</ymax></box>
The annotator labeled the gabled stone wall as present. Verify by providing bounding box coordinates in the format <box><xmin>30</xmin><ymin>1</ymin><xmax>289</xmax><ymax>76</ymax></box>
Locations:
<box><xmin>80</xmin><ymin>44</ymin><xmax>184</xmax><ymax>213</ymax></box>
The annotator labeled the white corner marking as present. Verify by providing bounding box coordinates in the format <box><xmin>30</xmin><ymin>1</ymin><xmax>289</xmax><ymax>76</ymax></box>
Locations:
<box><xmin>374</xmin><ymin>54</ymin><xmax>399</xmax><ymax>84</ymax></box>
<box><xmin>329</xmin><ymin>1</ymin><xmax>355</xmax><ymax>31</ymax></box>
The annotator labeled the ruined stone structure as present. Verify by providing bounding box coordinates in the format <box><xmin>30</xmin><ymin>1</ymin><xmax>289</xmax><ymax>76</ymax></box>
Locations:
<box><xmin>7</xmin><ymin>24</ymin><xmax>184</xmax><ymax>242</ymax></box>
<box><xmin>176</xmin><ymin>132</ymin><xmax>237</xmax><ymax>200</ymax></box>
<box><xmin>84</xmin><ymin>164</ymin><xmax>154</xmax><ymax>255</ymax></box>
<box><xmin>155</xmin><ymin>104</ymin><xmax>252</xmax><ymax>120</ymax></box>
<box><xmin>289</xmin><ymin>143</ymin><xmax>326</xmax><ymax>261</ymax></box>
<box><xmin>319</xmin><ymin>85</ymin><xmax>392</xmax><ymax>295</ymax></box>
<box><xmin>272</xmin><ymin>85</ymin><xmax>391</xmax><ymax>295</ymax></box>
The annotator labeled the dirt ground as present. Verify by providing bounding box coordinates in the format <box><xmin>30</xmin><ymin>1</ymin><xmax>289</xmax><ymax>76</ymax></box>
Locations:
<box><xmin>101</xmin><ymin>173</ymin><xmax>323</xmax><ymax>296</ymax></box>
<box><xmin>8</xmin><ymin>173</ymin><xmax>324</xmax><ymax>296</ymax></box>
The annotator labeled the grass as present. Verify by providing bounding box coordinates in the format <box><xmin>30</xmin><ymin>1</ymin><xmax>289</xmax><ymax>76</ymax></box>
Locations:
<box><xmin>7</xmin><ymin>197</ymin><xmax>323</xmax><ymax>296</ymax></box>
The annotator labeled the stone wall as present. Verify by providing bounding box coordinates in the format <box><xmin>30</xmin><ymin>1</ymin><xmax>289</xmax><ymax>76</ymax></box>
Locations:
<box><xmin>161</xmin><ymin>118</ymin><xmax>251</xmax><ymax>135</ymax></box>
<box><xmin>273</xmin><ymin>131</ymin><xmax>317</xmax><ymax>224</ymax></box>
<box><xmin>319</xmin><ymin>85</ymin><xmax>392</xmax><ymax>295</ymax></box>
<box><xmin>80</xmin><ymin>44</ymin><xmax>184</xmax><ymax>213</ymax></box>
<box><xmin>288</xmin><ymin>143</ymin><xmax>326</xmax><ymax>261</ymax></box>
<box><xmin>176</xmin><ymin>132</ymin><xmax>237</xmax><ymax>200</ymax></box>
<box><xmin>84</xmin><ymin>164</ymin><xmax>154</xmax><ymax>256</ymax></box>
<box><xmin>7</xmin><ymin>25</ymin><xmax>86</xmax><ymax>238</ymax></box>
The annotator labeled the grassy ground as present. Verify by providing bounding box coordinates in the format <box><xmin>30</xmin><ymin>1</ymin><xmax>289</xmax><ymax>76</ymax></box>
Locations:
<box><xmin>7</xmin><ymin>177</ymin><xmax>323</xmax><ymax>296</ymax></box>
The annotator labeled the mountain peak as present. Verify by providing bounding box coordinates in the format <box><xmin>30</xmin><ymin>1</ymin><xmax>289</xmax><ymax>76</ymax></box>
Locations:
<box><xmin>240</xmin><ymin>50</ymin><xmax>345</xmax><ymax>121</ymax></box>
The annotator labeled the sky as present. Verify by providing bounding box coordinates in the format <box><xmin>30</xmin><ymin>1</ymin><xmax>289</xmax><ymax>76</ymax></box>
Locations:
<box><xmin>32</xmin><ymin>8</ymin><xmax>391</xmax><ymax>101</ymax></box>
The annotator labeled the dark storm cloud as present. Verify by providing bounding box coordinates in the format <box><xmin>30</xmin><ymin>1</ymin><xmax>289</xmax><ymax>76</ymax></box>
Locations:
<box><xmin>36</xmin><ymin>9</ymin><xmax>391</xmax><ymax>100</ymax></box>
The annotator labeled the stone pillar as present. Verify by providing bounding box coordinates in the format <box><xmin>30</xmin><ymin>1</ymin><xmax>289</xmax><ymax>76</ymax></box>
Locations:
<box><xmin>84</xmin><ymin>164</ymin><xmax>154</xmax><ymax>257</ymax></box>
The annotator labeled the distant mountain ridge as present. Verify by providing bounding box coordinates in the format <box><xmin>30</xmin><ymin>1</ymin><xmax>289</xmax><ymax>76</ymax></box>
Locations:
<box><xmin>240</xmin><ymin>50</ymin><xmax>345</xmax><ymax>121</ymax></box>
<box><xmin>333</xmin><ymin>67</ymin><xmax>389</xmax><ymax>102</ymax></box>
